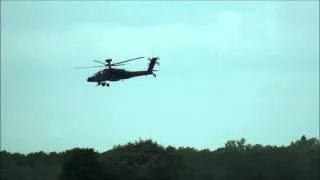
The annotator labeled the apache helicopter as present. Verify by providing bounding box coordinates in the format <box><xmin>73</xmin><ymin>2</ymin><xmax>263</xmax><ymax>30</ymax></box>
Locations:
<box><xmin>75</xmin><ymin>56</ymin><xmax>159</xmax><ymax>87</ymax></box>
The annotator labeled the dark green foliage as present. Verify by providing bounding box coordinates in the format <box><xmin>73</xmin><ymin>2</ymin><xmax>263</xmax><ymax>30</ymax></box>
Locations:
<box><xmin>101</xmin><ymin>139</ymin><xmax>185</xmax><ymax>180</ymax></box>
<box><xmin>0</xmin><ymin>150</ymin><xmax>63</xmax><ymax>180</ymax></box>
<box><xmin>59</xmin><ymin>148</ymin><xmax>107</xmax><ymax>180</ymax></box>
<box><xmin>0</xmin><ymin>135</ymin><xmax>319</xmax><ymax>180</ymax></box>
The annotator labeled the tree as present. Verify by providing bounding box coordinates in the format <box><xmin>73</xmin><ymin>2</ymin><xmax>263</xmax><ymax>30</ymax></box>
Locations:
<box><xmin>59</xmin><ymin>148</ymin><xmax>108</xmax><ymax>180</ymax></box>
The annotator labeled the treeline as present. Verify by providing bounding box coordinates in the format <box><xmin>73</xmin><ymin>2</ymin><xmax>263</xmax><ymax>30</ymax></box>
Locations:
<box><xmin>1</xmin><ymin>135</ymin><xmax>319</xmax><ymax>180</ymax></box>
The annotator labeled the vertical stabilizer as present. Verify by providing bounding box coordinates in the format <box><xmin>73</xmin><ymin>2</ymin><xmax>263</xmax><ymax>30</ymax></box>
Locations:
<box><xmin>147</xmin><ymin>57</ymin><xmax>159</xmax><ymax>73</ymax></box>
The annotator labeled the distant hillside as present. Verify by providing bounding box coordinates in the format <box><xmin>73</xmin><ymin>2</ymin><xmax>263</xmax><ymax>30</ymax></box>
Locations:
<box><xmin>1</xmin><ymin>135</ymin><xmax>319</xmax><ymax>180</ymax></box>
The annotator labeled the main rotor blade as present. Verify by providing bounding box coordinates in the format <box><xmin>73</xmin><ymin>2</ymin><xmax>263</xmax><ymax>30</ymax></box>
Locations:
<box><xmin>112</xmin><ymin>56</ymin><xmax>144</xmax><ymax>65</ymax></box>
<box><xmin>93</xmin><ymin>60</ymin><xmax>107</xmax><ymax>65</ymax></box>
<box><xmin>74</xmin><ymin>65</ymin><xmax>104</xmax><ymax>69</ymax></box>
<box><xmin>111</xmin><ymin>64</ymin><xmax>124</xmax><ymax>66</ymax></box>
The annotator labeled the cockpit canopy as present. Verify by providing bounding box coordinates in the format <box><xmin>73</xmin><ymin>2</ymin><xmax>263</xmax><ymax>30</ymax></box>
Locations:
<box><xmin>93</xmin><ymin>70</ymin><xmax>104</xmax><ymax>76</ymax></box>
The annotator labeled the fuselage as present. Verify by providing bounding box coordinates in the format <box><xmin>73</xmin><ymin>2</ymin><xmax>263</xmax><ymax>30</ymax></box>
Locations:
<box><xmin>87</xmin><ymin>68</ymin><xmax>151</xmax><ymax>82</ymax></box>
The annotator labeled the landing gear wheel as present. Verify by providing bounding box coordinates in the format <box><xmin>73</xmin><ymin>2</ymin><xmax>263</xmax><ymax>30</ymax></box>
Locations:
<box><xmin>101</xmin><ymin>82</ymin><xmax>106</xmax><ymax>86</ymax></box>
<box><xmin>153</xmin><ymin>74</ymin><xmax>156</xmax><ymax>77</ymax></box>
<box><xmin>106</xmin><ymin>83</ymin><xmax>110</xmax><ymax>87</ymax></box>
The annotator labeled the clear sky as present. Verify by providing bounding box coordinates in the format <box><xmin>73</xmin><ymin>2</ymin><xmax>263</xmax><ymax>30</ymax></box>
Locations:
<box><xmin>1</xmin><ymin>1</ymin><xmax>319</xmax><ymax>154</ymax></box>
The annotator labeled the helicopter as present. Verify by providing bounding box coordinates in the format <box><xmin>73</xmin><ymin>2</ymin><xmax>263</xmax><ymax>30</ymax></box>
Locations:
<box><xmin>75</xmin><ymin>56</ymin><xmax>159</xmax><ymax>87</ymax></box>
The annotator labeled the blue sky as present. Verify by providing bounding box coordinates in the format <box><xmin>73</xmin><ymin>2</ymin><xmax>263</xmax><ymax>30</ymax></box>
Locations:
<box><xmin>1</xmin><ymin>1</ymin><xmax>319</xmax><ymax>153</ymax></box>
